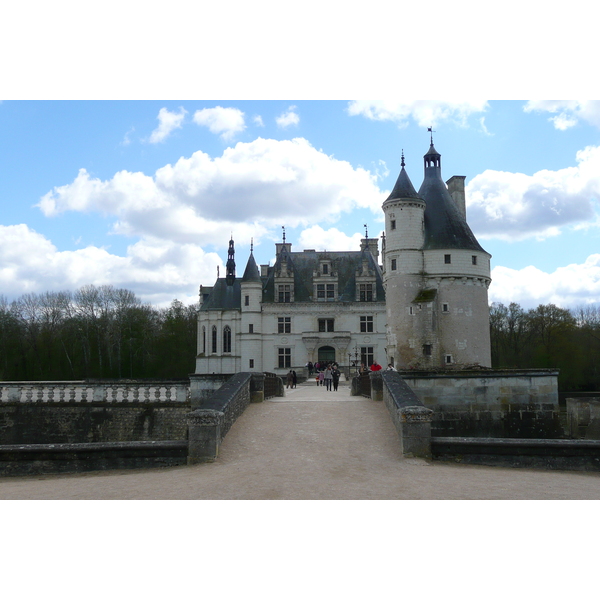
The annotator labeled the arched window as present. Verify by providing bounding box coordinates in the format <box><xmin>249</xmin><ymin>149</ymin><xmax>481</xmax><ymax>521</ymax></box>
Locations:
<box><xmin>202</xmin><ymin>326</ymin><xmax>206</xmax><ymax>354</ymax></box>
<box><xmin>211</xmin><ymin>326</ymin><xmax>217</xmax><ymax>353</ymax></box>
<box><xmin>223</xmin><ymin>326</ymin><xmax>232</xmax><ymax>353</ymax></box>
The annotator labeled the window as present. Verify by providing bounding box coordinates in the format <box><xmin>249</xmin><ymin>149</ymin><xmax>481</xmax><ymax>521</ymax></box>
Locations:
<box><xmin>445</xmin><ymin>354</ymin><xmax>453</xmax><ymax>364</ymax></box>
<box><xmin>244</xmin><ymin>295</ymin><xmax>249</xmax><ymax>306</ymax></box>
<box><xmin>278</xmin><ymin>347</ymin><xmax>291</xmax><ymax>368</ymax></box>
<box><xmin>360</xmin><ymin>316</ymin><xmax>373</xmax><ymax>333</ymax></box>
<box><xmin>249</xmin><ymin>359</ymin><xmax>254</xmax><ymax>368</ymax></box>
<box><xmin>316</xmin><ymin>283</ymin><xmax>335</xmax><ymax>301</ymax></box>
<box><xmin>322</xmin><ymin>263</ymin><xmax>329</xmax><ymax>274</ymax></box>
<box><xmin>318</xmin><ymin>318</ymin><xmax>334</xmax><ymax>332</ymax></box>
<box><xmin>249</xmin><ymin>324</ymin><xmax>254</xmax><ymax>333</ymax></box>
<box><xmin>359</xmin><ymin>283</ymin><xmax>373</xmax><ymax>302</ymax></box>
<box><xmin>223</xmin><ymin>326</ymin><xmax>231</xmax><ymax>353</ymax></box>
<box><xmin>423</xmin><ymin>344</ymin><xmax>432</xmax><ymax>356</ymax></box>
<box><xmin>391</xmin><ymin>258</ymin><xmax>397</xmax><ymax>271</ymax></box>
<box><xmin>278</xmin><ymin>317</ymin><xmax>291</xmax><ymax>334</ymax></box>
<box><xmin>472</xmin><ymin>255</ymin><xmax>477</xmax><ymax>266</ymax></box>
<box><xmin>409</xmin><ymin>306</ymin><xmax>414</xmax><ymax>315</ymax></box>
<box><xmin>211</xmin><ymin>326</ymin><xmax>217</xmax><ymax>353</ymax></box>
<box><xmin>202</xmin><ymin>326</ymin><xmax>206</xmax><ymax>353</ymax></box>
<box><xmin>391</xmin><ymin>220</ymin><xmax>396</xmax><ymax>230</ymax></box>
<box><xmin>278</xmin><ymin>284</ymin><xmax>291</xmax><ymax>303</ymax></box>
<box><xmin>360</xmin><ymin>346</ymin><xmax>374</xmax><ymax>367</ymax></box>
<box><xmin>442</xmin><ymin>303</ymin><xmax>449</xmax><ymax>313</ymax></box>
<box><xmin>444</xmin><ymin>254</ymin><xmax>451</xmax><ymax>264</ymax></box>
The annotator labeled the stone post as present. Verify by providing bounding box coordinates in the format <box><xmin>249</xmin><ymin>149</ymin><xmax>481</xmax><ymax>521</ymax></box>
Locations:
<box><xmin>187</xmin><ymin>409</ymin><xmax>225</xmax><ymax>463</ymax></box>
<box><xmin>370</xmin><ymin>371</ymin><xmax>383</xmax><ymax>401</ymax></box>
<box><xmin>250</xmin><ymin>373</ymin><xmax>265</xmax><ymax>403</ymax></box>
<box><xmin>398</xmin><ymin>406</ymin><xmax>433</xmax><ymax>458</ymax></box>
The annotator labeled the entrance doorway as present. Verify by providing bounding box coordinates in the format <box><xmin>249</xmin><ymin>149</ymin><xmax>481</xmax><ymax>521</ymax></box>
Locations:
<box><xmin>318</xmin><ymin>346</ymin><xmax>336</xmax><ymax>365</ymax></box>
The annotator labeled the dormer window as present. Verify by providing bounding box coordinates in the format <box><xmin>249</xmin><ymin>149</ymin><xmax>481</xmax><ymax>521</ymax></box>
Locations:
<box><xmin>359</xmin><ymin>283</ymin><xmax>374</xmax><ymax>302</ymax></box>
<box><xmin>322</xmin><ymin>263</ymin><xmax>329</xmax><ymax>275</ymax></box>
<box><xmin>277</xmin><ymin>284</ymin><xmax>291</xmax><ymax>303</ymax></box>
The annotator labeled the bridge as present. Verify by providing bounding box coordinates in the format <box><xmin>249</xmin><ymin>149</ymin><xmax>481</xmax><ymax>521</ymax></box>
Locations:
<box><xmin>1</xmin><ymin>376</ymin><xmax>600</xmax><ymax>499</ymax></box>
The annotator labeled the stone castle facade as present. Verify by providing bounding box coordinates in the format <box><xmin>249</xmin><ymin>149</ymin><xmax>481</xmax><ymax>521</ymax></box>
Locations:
<box><xmin>195</xmin><ymin>139</ymin><xmax>492</xmax><ymax>376</ymax></box>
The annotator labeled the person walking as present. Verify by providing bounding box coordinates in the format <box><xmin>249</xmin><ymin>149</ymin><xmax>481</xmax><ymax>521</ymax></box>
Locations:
<box><xmin>292</xmin><ymin>370</ymin><xmax>297</xmax><ymax>388</ymax></box>
<box><xmin>286</xmin><ymin>370</ymin><xmax>294</xmax><ymax>388</ymax></box>
<box><xmin>307</xmin><ymin>361</ymin><xmax>314</xmax><ymax>376</ymax></box>
<box><xmin>324</xmin><ymin>366</ymin><xmax>333</xmax><ymax>391</ymax></box>
<box><xmin>332</xmin><ymin>366</ymin><xmax>340</xmax><ymax>391</ymax></box>
<box><xmin>318</xmin><ymin>370</ymin><xmax>325</xmax><ymax>387</ymax></box>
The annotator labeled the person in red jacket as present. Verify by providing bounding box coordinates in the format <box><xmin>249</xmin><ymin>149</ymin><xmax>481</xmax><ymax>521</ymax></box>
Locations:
<box><xmin>370</xmin><ymin>361</ymin><xmax>382</xmax><ymax>371</ymax></box>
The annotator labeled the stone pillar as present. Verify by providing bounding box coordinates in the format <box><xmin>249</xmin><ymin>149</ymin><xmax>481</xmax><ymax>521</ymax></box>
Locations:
<box><xmin>398</xmin><ymin>406</ymin><xmax>433</xmax><ymax>458</ymax></box>
<box><xmin>189</xmin><ymin>374</ymin><xmax>230</xmax><ymax>409</ymax></box>
<box><xmin>187</xmin><ymin>409</ymin><xmax>225</xmax><ymax>464</ymax></box>
<box><xmin>250</xmin><ymin>373</ymin><xmax>265</xmax><ymax>403</ymax></box>
<box><xmin>370</xmin><ymin>371</ymin><xmax>383</xmax><ymax>401</ymax></box>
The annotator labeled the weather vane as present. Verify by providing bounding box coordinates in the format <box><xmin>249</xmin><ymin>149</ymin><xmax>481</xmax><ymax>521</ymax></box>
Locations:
<box><xmin>428</xmin><ymin>126</ymin><xmax>436</xmax><ymax>145</ymax></box>
<box><xmin>282</xmin><ymin>226</ymin><xmax>286</xmax><ymax>243</ymax></box>
<box><xmin>364</xmin><ymin>224</ymin><xmax>369</xmax><ymax>239</ymax></box>
<box><xmin>250</xmin><ymin>237</ymin><xmax>254</xmax><ymax>252</ymax></box>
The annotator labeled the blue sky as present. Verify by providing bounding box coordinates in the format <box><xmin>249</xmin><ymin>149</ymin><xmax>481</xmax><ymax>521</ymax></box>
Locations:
<box><xmin>2</xmin><ymin>99</ymin><xmax>600</xmax><ymax>309</ymax></box>
<box><xmin>2</xmin><ymin>4</ymin><xmax>599</xmax><ymax>311</ymax></box>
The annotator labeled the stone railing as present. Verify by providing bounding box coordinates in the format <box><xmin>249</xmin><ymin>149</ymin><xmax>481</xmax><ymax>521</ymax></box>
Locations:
<box><xmin>379</xmin><ymin>371</ymin><xmax>433</xmax><ymax>459</ymax></box>
<box><xmin>0</xmin><ymin>381</ymin><xmax>189</xmax><ymax>403</ymax></box>
<box><xmin>187</xmin><ymin>372</ymin><xmax>279</xmax><ymax>464</ymax></box>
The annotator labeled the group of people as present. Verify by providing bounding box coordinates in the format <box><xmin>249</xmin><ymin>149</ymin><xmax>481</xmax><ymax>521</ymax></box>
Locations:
<box><xmin>312</xmin><ymin>362</ymin><xmax>342</xmax><ymax>391</ymax></box>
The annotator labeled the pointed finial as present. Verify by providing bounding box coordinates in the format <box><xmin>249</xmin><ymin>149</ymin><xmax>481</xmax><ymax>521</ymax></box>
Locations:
<box><xmin>217</xmin><ymin>265</ymin><xmax>220</xmax><ymax>278</ymax></box>
<box><xmin>364</xmin><ymin>224</ymin><xmax>369</xmax><ymax>239</ymax></box>
<box><xmin>250</xmin><ymin>238</ymin><xmax>254</xmax><ymax>252</ymax></box>
<box><xmin>401</xmin><ymin>149</ymin><xmax>405</xmax><ymax>168</ymax></box>
<box><xmin>282</xmin><ymin>226</ymin><xmax>286</xmax><ymax>243</ymax></box>
<box><xmin>428</xmin><ymin>126</ymin><xmax>436</xmax><ymax>145</ymax></box>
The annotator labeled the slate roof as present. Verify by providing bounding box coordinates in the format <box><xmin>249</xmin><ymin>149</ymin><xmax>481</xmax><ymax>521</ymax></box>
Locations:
<box><xmin>199</xmin><ymin>279</ymin><xmax>241</xmax><ymax>311</ymax></box>
<box><xmin>383</xmin><ymin>165</ymin><xmax>423</xmax><ymax>204</ymax></box>
<box><xmin>418</xmin><ymin>144</ymin><xmax>488</xmax><ymax>253</ymax></box>
<box><xmin>241</xmin><ymin>252</ymin><xmax>261</xmax><ymax>283</ymax></box>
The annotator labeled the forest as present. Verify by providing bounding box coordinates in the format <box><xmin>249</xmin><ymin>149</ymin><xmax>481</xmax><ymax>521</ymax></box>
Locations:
<box><xmin>0</xmin><ymin>285</ymin><xmax>198</xmax><ymax>381</ymax></box>
<box><xmin>1</xmin><ymin>285</ymin><xmax>600</xmax><ymax>392</ymax></box>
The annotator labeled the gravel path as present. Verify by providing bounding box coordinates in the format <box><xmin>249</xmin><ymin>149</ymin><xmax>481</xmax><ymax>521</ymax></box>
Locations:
<box><xmin>2</xmin><ymin>381</ymin><xmax>600</xmax><ymax>499</ymax></box>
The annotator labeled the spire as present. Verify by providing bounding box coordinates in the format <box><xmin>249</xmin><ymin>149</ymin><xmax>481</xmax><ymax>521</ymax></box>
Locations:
<box><xmin>242</xmin><ymin>242</ymin><xmax>261</xmax><ymax>283</ymax></box>
<box><xmin>225</xmin><ymin>237</ymin><xmax>236</xmax><ymax>286</ymax></box>
<box><xmin>383</xmin><ymin>152</ymin><xmax>422</xmax><ymax>203</ymax></box>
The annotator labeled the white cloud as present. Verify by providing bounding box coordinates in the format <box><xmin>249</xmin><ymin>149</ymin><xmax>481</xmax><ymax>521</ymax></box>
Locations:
<box><xmin>466</xmin><ymin>145</ymin><xmax>600</xmax><ymax>240</ymax></box>
<box><xmin>524</xmin><ymin>100</ymin><xmax>600</xmax><ymax>130</ymax></box>
<box><xmin>0</xmin><ymin>224</ymin><xmax>222</xmax><ymax>305</ymax></box>
<box><xmin>276</xmin><ymin>106</ymin><xmax>299</xmax><ymax>128</ymax></box>
<box><xmin>148</xmin><ymin>107</ymin><xmax>187</xmax><ymax>143</ymax></box>
<box><xmin>490</xmin><ymin>254</ymin><xmax>600</xmax><ymax>309</ymax></box>
<box><xmin>253</xmin><ymin>115</ymin><xmax>264</xmax><ymax>127</ymax></box>
<box><xmin>193</xmin><ymin>106</ymin><xmax>245</xmax><ymax>140</ymax></box>
<box><xmin>38</xmin><ymin>137</ymin><xmax>385</xmax><ymax>245</ymax></box>
<box><xmin>297</xmin><ymin>226</ymin><xmax>364</xmax><ymax>251</ymax></box>
<box><xmin>347</xmin><ymin>100</ymin><xmax>489</xmax><ymax>127</ymax></box>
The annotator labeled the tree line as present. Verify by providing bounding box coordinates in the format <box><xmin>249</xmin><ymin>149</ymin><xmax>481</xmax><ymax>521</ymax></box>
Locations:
<box><xmin>0</xmin><ymin>285</ymin><xmax>198</xmax><ymax>381</ymax></box>
<box><xmin>1</xmin><ymin>286</ymin><xmax>599</xmax><ymax>391</ymax></box>
<box><xmin>490</xmin><ymin>302</ymin><xmax>600</xmax><ymax>391</ymax></box>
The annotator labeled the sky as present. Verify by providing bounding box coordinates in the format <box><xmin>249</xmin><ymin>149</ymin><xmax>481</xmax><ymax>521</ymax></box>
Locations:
<box><xmin>2</xmin><ymin>99</ymin><xmax>600</xmax><ymax>310</ymax></box>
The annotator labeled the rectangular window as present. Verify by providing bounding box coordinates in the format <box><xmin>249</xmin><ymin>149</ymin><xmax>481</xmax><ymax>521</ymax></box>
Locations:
<box><xmin>472</xmin><ymin>255</ymin><xmax>477</xmax><ymax>266</ymax></box>
<box><xmin>445</xmin><ymin>354</ymin><xmax>453</xmax><ymax>364</ymax></box>
<box><xmin>359</xmin><ymin>283</ymin><xmax>373</xmax><ymax>302</ymax></box>
<box><xmin>318</xmin><ymin>318</ymin><xmax>334</xmax><ymax>332</ymax></box>
<box><xmin>278</xmin><ymin>347</ymin><xmax>291</xmax><ymax>368</ymax></box>
<box><xmin>444</xmin><ymin>254</ymin><xmax>451</xmax><ymax>264</ymax></box>
<box><xmin>391</xmin><ymin>258</ymin><xmax>397</xmax><ymax>271</ymax></box>
<box><xmin>316</xmin><ymin>284</ymin><xmax>335</xmax><ymax>301</ymax></box>
<box><xmin>409</xmin><ymin>306</ymin><xmax>414</xmax><ymax>315</ymax></box>
<box><xmin>391</xmin><ymin>220</ymin><xmax>396</xmax><ymax>230</ymax></box>
<box><xmin>249</xmin><ymin>324</ymin><xmax>254</xmax><ymax>333</ymax></box>
<box><xmin>278</xmin><ymin>317</ymin><xmax>291</xmax><ymax>334</ymax></box>
<box><xmin>423</xmin><ymin>344</ymin><xmax>432</xmax><ymax>356</ymax></box>
<box><xmin>249</xmin><ymin>359</ymin><xmax>254</xmax><ymax>368</ymax></box>
<box><xmin>278</xmin><ymin>285</ymin><xmax>291</xmax><ymax>303</ymax></box>
<box><xmin>360</xmin><ymin>346</ymin><xmax>374</xmax><ymax>367</ymax></box>
<box><xmin>442</xmin><ymin>303</ymin><xmax>449</xmax><ymax>313</ymax></box>
<box><xmin>360</xmin><ymin>315</ymin><xmax>374</xmax><ymax>332</ymax></box>
<box><xmin>245</xmin><ymin>295</ymin><xmax>249</xmax><ymax>306</ymax></box>
<box><xmin>322</xmin><ymin>263</ymin><xmax>329</xmax><ymax>274</ymax></box>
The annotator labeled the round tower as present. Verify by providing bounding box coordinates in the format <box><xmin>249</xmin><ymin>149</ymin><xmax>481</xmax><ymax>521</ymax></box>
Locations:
<box><xmin>382</xmin><ymin>152</ymin><xmax>427</xmax><ymax>367</ymax></box>
<box><xmin>417</xmin><ymin>140</ymin><xmax>492</xmax><ymax>368</ymax></box>
<box><xmin>240</xmin><ymin>243</ymin><xmax>263</xmax><ymax>371</ymax></box>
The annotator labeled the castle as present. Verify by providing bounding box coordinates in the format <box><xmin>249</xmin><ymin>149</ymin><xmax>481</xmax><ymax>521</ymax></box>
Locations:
<box><xmin>195</xmin><ymin>138</ymin><xmax>492</xmax><ymax>376</ymax></box>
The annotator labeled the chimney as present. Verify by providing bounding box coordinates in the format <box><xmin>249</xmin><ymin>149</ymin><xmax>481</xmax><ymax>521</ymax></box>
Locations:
<box><xmin>446</xmin><ymin>176</ymin><xmax>466</xmax><ymax>220</ymax></box>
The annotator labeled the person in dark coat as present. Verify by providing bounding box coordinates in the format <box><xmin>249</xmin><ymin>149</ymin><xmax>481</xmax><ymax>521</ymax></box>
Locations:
<box><xmin>292</xmin><ymin>371</ymin><xmax>297</xmax><ymax>388</ymax></box>
<box><xmin>332</xmin><ymin>367</ymin><xmax>340</xmax><ymax>391</ymax></box>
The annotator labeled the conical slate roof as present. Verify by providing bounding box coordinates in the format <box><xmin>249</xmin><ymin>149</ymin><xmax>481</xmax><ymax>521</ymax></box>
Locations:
<box><xmin>418</xmin><ymin>144</ymin><xmax>488</xmax><ymax>253</ymax></box>
<box><xmin>384</xmin><ymin>165</ymin><xmax>423</xmax><ymax>203</ymax></box>
<box><xmin>241</xmin><ymin>251</ymin><xmax>261</xmax><ymax>283</ymax></box>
